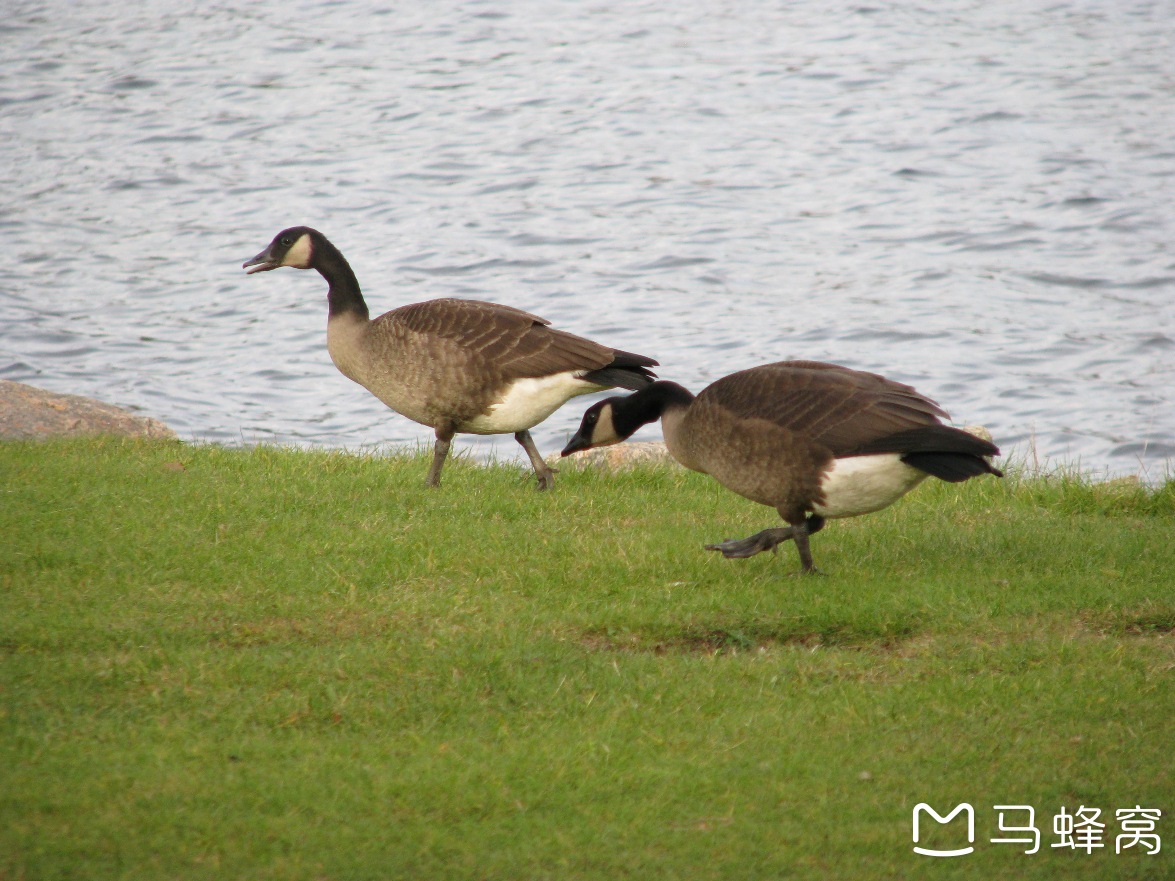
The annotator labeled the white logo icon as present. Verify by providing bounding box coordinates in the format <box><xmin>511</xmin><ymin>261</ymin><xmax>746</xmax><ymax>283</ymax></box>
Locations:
<box><xmin>912</xmin><ymin>803</ymin><xmax>975</xmax><ymax>857</ymax></box>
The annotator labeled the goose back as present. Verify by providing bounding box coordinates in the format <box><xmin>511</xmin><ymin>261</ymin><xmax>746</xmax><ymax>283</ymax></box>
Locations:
<box><xmin>668</xmin><ymin>361</ymin><xmax>969</xmax><ymax>520</ymax></box>
<box><xmin>329</xmin><ymin>297</ymin><xmax>652</xmax><ymax>433</ymax></box>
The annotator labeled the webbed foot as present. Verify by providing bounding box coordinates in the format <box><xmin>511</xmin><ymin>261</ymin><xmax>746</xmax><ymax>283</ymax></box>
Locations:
<box><xmin>705</xmin><ymin>527</ymin><xmax>796</xmax><ymax>559</ymax></box>
<box><xmin>534</xmin><ymin>466</ymin><xmax>557</xmax><ymax>491</ymax></box>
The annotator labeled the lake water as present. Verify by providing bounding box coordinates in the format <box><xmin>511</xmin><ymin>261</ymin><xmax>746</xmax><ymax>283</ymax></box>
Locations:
<box><xmin>3</xmin><ymin>0</ymin><xmax>1173</xmax><ymax>480</ymax></box>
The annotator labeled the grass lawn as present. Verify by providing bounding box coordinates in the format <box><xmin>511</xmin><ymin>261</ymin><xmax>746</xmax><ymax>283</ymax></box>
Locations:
<box><xmin>1</xmin><ymin>438</ymin><xmax>1172</xmax><ymax>879</ymax></box>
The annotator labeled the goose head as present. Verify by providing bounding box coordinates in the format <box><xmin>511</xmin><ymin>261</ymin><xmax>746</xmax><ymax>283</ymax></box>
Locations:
<box><xmin>561</xmin><ymin>397</ymin><xmax>626</xmax><ymax>456</ymax></box>
<box><xmin>243</xmin><ymin>226</ymin><xmax>318</xmax><ymax>274</ymax></box>
<box><xmin>562</xmin><ymin>381</ymin><xmax>693</xmax><ymax>456</ymax></box>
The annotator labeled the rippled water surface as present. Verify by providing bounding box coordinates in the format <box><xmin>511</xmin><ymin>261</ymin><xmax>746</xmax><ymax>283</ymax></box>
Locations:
<box><xmin>3</xmin><ymin>1</ymin><xmax>1173</xmax><ymax>477</ymax></box>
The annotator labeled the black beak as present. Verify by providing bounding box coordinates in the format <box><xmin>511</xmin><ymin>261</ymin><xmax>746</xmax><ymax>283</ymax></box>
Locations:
<box><xmin>242</xmin><ymin>248</ymin><xmax>278</xmax><ymax>274</ymax></box>
<box><xmin>561</xmin><ymin>429</ymin><xmax>593</xmax><ymax>457</ymax></box>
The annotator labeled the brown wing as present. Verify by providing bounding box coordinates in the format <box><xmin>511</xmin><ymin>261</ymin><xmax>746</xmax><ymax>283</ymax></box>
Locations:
<box><xmin>378</xmin><ymin>298</ymin><xmax>623</xmax><ymax>379</ymax></box>
<box><xmin>699</xmin><ymin>360</ymin><xmax>948</xmax><ymax>456</ymax></box>
<box><xmin>390</xmin><ymin>297</ymin><xmax>552</xmax><ymax>330</ymax></box>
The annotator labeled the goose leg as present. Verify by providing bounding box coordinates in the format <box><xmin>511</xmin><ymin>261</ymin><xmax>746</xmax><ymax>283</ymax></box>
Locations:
<box><xmin>790</xmin><ymin>515</ymin><xmax>824</xmax><ymax>574</ymax></box>
<box><xmin>427</xmin><ymin>429</ymin><xmax>454</xmax><ymax>488</ymax></box>
<box><xmin>792</xmin><ymin>519</ymin><xmax>816</xmax><ymax>574</ymax></box>
<box><xmin>706</xmin><ymin>527</ymin><xmax>795</xmax><ymax>559</ymax></box>
<box><xmin>706</xmin><ymin>515</ymin><xmax>825</xmax><ymax>574</ymax></box>
<box><xmin>515</xmin><ymin>430</ymin><xmax>557</xmax><ymax>491</ymax></box>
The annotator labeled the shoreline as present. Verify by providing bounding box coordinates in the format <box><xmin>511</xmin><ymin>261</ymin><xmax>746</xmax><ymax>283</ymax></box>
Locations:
<box><xmin>2</xmin><ymin>380</ymin><xmax>1164</xmax><ymax>485</ymax></box>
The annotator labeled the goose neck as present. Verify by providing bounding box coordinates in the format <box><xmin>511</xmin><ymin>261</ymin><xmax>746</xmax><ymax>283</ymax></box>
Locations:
<box><xmin>316</xmin><ymin>238</ymin><xmax>369</xmax><ymax>321</ymax></box>
<box><xmin>614</xmin><ymin>381</ymin><xmax>694</xmax><ymax>437</ymax></box>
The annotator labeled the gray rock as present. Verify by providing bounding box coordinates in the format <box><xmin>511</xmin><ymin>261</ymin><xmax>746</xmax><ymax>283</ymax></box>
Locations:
<box><xmin>0</xmin><ymin>381</ymin><xmax>176</xmax><ymax>441</ymax></box>
<box><xmin>553</xmin><ymin>440</ymin><xmax>679</xmax><ymax>471</ymax></box>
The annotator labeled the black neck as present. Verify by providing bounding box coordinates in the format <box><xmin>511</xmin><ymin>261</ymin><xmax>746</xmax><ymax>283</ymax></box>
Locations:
<box><xmin>315</xmin><ymin>236</ymin><xmax>369</xmax><ymax>321</ymax></box>
<box><xmin>613</xmin><ymin>381</ymin><xmax>695</xmax><ymax>438</ymax></box>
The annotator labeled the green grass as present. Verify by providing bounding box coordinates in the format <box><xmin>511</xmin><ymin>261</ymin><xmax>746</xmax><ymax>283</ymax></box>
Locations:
<box><xmin>1</xmin><ymin>438</ymin><xmax>1172</xmax><ymax>880</ymax></box>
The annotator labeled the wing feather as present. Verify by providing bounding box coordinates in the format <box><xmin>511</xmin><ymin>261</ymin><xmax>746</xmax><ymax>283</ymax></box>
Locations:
<box><xmin>379</xmin><ymin>298</ymin><xmax>654</xmax><ymax>381</ymax></box>
<box><xmin>699</xmin><ymin>361</ymin><xmax>950</xmax><ymax>456</ymax></box>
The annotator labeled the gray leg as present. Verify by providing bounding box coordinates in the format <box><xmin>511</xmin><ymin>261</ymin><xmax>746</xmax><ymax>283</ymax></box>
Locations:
<box><xmin>792</xmin><ymin>521</ymin><xmax>816</xmax><ymax>574</ymax></box>
<box><xmin>515</xmin><ymin>430</ymin><xmax>556</xmax><ymax>491</ymax></box>
<box><xmin>791</xmin><ymin>515</ymin><xmax>824</xmax><ymax>574</ymax></box>
<box><xmin>706</xmin><ymin>514</ymin><xmax>825</xmax><ymax>574</ymax></box>
<box><xmin>705</xmin><ymin>527</ymin><xmax>796</xmax><ymax>559</ymax></box>
<box><xmin>427</xmin><ymin>431</ymin><xmax>453</xmax><ymax>488</ymax></box>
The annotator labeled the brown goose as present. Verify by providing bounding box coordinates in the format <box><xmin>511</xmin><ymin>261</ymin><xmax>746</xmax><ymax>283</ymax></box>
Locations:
<box><xmin>243</xmin><ymin>227</ymin><xmax>658</xmax><ymax>489</ymax></box>
<box><xmin>561</xmin><ymin>360</ymin><xmax>1002</xmax><ymax>573</ymax></box>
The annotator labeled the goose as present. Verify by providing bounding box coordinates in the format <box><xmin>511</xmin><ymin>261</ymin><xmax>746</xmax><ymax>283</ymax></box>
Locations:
<box><xmin>561</xmin><ymin>360</ymin><xmax>1002</xmax><ymax>573</ymax></box>
<box><xmin>243</xmin><ymin>227</ymin><xmax>658</xmax><ymax>489</ymax></box>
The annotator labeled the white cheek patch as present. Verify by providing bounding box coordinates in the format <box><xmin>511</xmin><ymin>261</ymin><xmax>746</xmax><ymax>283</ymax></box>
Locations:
<box><xmin>463</xmin><ymin>371</ymin><xmax>596</xmax><ymax>434</ymax></box>
<box><xmin>592</xmin><ymin>405</ymin><xmax>620</xmax><ymax>445</ymax></box>
<box><xmin>284</xmin><ymin>233</ymin><xmax>313</xmax><ymax>268</ymax></box>
<box><xmin>813</xmin><ymin>453</ymin><xmax>928</xmax><ymax>519</ymax></box>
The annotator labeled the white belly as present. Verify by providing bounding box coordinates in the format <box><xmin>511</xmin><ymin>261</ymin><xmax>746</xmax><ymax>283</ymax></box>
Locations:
<box><xmin>812</xmin><ymin>453</ymin><xmax>928</xmax><ymax>519</ymax></box>
<box><xmin>462</xmin><ymin>372</ymin><xmax>599</xmax><ymax>434</ymax></box>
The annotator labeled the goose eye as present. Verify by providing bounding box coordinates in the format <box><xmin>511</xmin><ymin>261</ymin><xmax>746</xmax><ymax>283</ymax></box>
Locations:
<box><xmin>280</xmin><ymin>236</ymin><xmax>293</xmax><ymax>247</ymax></box>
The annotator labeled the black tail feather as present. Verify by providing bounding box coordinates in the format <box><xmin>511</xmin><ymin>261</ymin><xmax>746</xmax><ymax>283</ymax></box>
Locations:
<box><xmin>851</xmin><ymin>424</ymin><xmax>1000</xmax><ymax>458</ymax></box>
<box><xmin>901</xmin><ymin>451</ymin><xmax>1003</xmax><ymax>482</ymax></box>
<box><xmin>583</xmin><ymin>366</ymin><xmax>656</xmax><ymax>389</ymax></box>
<box><xmin>848</xmin><ymin>424</ymin><xmax>1002</xmax><ymax>482</ymax></box>
<box><xmin>583</xmin><ymin>349</ymin><xmax>659</xmax><ymax>389</ymax></box>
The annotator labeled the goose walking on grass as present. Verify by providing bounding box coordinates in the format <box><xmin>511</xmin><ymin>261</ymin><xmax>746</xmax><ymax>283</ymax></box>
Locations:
<box><xmin>244</xmin><ymin>227</ymin><xmax>658</xmax><ymax>489</ymax></box>
<box><xmin>561</xmin><ymin>360</ymin><xmax>1003</xmax><ymax>574</ymax></box>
